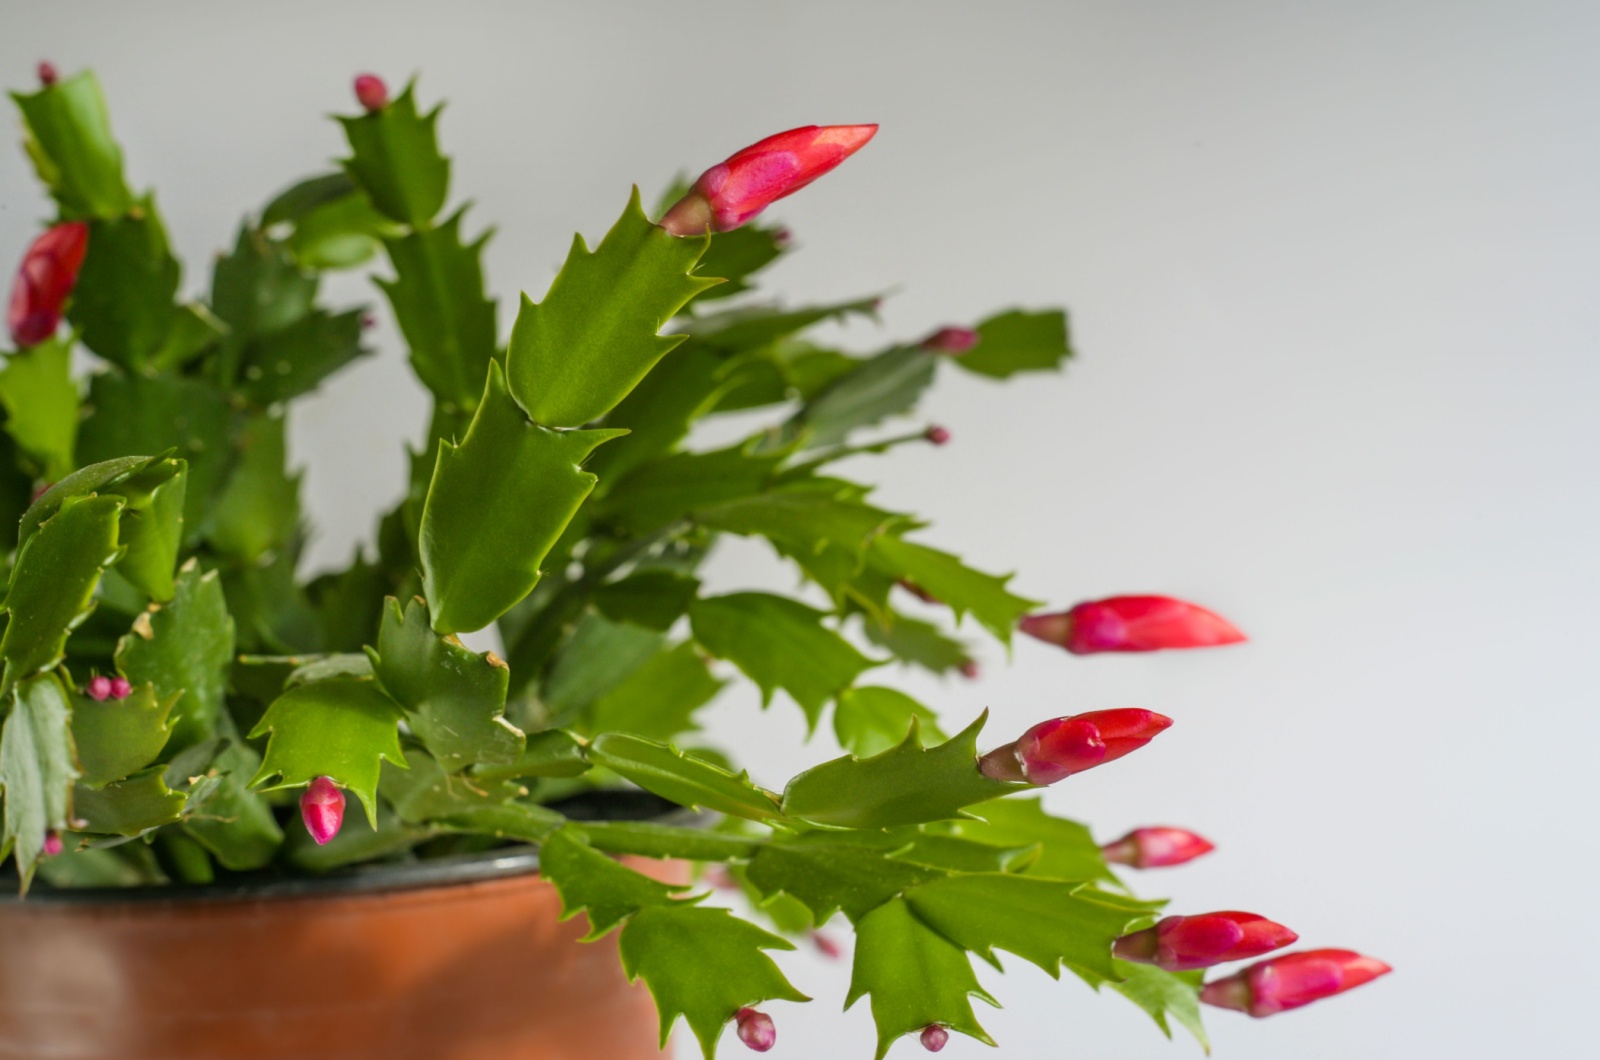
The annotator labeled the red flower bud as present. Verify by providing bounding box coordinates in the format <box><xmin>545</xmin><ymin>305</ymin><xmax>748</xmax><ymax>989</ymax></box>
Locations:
<box><xmin>7</xmin><ymin>222</ymin><xmax>89</xmax><ymax>349</ymax></box>
<box><xmin>42</xmin><ymin>832</ymin><xmax>64</xmax><ymax>857</ymax></box>
<box><xmin>353</xmin><ymin>73</ymin><xmax>389</xmax><ymax>112</ymax></box>
<box><xmin>919</xmin><ymin>1024</ymin><xmax>949</xmax><ymax>1052</ymax></box>
<box><xmin>37</xmin><ymin>62</ymin><xmax>59</xmax><ymax>88</ymax></box>
<box><xmin>1020</xmin><ymin>595</ymin><xmax>1245</xmax><ymax>655</ymax></box>
<box><xmin>85</xmin><ymin>676</ymin><xmax>113</xmax><ymax>702</ymax></box>
<box><xmin>300</xmin><ymin>776</ymin><xmax>346</xmax><ymax>846</ymax></box>
<box><xmin>109</xmin><ymin>676</ymin><xmax>132</xmax><ymax>700</ymax></box>
<box><xmin>959</xmin><ymin>659</ymin><xmax>980</xmax><ymax>680</ymax></box>
<box><xmin>919</xmin><ymin>327</ymin><xmax>979</xmax><ymax>354</ymax></box>
<box><xmin>1200</xmin><ymin>948</ymin><xmax>1392</xmax><ymax>1017</ymax></box>
<box><xmin>1114</xmin><ymin>911</ymin><xmax>1298</xmax><ymax>971</ymax></box>
<box><xmin>734</xmin><ymin>1007</ymin><xmax>776</xmax><ymax>1052</ymax></box>
<box><xmin>812</xmin><ymin>932</ymin><xmax>843</xmax><ymax>960</ymax></box>
<box><xmin>1101</xmin><ymin>826</ymin><xmax>1215</xmax><ymax>868</ymax></box>
<box><xmin>660</xmin><ymin>124</ymin><xmax>879</xmax><ymax>235</ymax></box>
<box><xmin>979</xmin><ymin>708</ymin><xmax>1172</xmax><ymax>785</ymax></box>
<box><xmin>925</xmin><ymin>425</ymin><xmax>951</xmax><ymax>446</ymax></box>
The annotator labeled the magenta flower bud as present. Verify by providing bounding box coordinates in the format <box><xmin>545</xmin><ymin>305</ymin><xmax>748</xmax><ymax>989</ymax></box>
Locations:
<box><xmin>660</xmin><ymin>124</ymin><xmax>879</xmax><ymax>235</ymax></box>
<box><xmin>772</xmin><ymin>226</ymin><xmax>793</xmax><ymax>248</ymax></box>
<box><xmin>300</xmin><ymin>776</ymin><xmax>347</xmax><ymax>846</ymax></box>
<box><xmin>37</xmin><ymin>62</ymin><xmax>59</xmax><ymax>88</ymax></box>
<box><xmin>1101</xmin><ymin>826</ymin><xmax>1215</xmax><ymax>869</ymax></box>
<box><xmin>8</xmin><ymin>222</ymin><xmax>89</xmax><ymax>349</ymax></box>
<box><xmin>361</xmin><ymin>312</ymin><xmax>377</xmax><ymax>330</ymax></box>
<box><xmin>42</xmin><ymin>832</ymin><xmax>64</xmax><ymax>857</ymax></box>
<box><xmin>919</xmin><ymin>1024</ymin><xmax>949</xmax><ymax>1052</ymax></box>
<box><xmin>1114</xmin><ymin>911</ymin><xmax>1298</xmax><ymax>971</ymax></box>
<box><xmin>979</xmin><ymin>708</ymin><xmax>1172</xmax><ymax>785</ymax></box>
<box><xmin>959</xmin><ymin>659</ymin><xmax>980</xmax><ymax>681</ymax></box>
<box><xmin>734</xmin><ymin>1008</ymin><xmax>776</xmax><ymax>1052</ymax></box>
<box><xmin>109</xmin><ymin>676</ymin><xmax>132</xmax><ymax>700</ymax></box>
<box><xmin>353</xmin><ymin>73</ymin><xmax>389</xmax><ymax>112</ymax></box>
<box><xmin>85</xmin><ymin>675</ymin><xmax>113</xmax><ymax>702</ymax></box>
<box><xmin>919</xmin><ymin>327</ymin><xmax>979</xmax><ymax>354</ymax></box>
<box><xmin>1200</xmin><ymin>949</ymin><xmax>1392</xmax><ymax>1017</ymax></box>
<box><xmin>925</xmin><ymin>425</ymin><xmax>951</xmax><ymax>446</ymax></box>
<box><xmin>812</xmin><ymin>932</ymin><xmax>843</xmax><ymax>960</ymax></box>
<box><xmin>1020</xmin><ymin>595</ymin><xmax>1246</xmax><ymax>655</ymax></box>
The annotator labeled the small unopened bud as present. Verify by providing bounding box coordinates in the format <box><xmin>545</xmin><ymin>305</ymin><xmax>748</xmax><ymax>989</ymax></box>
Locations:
<box><xmin>30</xmin><ymin>481</ymin><xmax>53</xmax><ymax>503</ymax></box>
<box><xmin>42</xmin><ymin>831</ymin><xmax>64</xmax><ymax>857</ymax></box>
<box><xmin>979</xmin><ymin>708</ymin><xmax>1172</xmax><ymax>785</ymax></box>
<box><xmin>353</xmin><ymin>73</ymin><xmax>389</xmax><ymax>112</ymax></box>
<box><xmin>959</xmin><ymin>659</ymin><xmax>980</xmax><ymax>680</ymax></box>
<box><xmin>1101</xmin><ymin>826</ymin><xmax>1215</xmax><ymax>868</ymax></box>
<box><xmin>772</xmin><ymin>226</ymin><xmax>793</xmax><ymax>248</ymax></box>
<box><xmin>300</xmin><ymin>776</ymin><xmax>346</xmax><ymax>845</ymax></box>
<box><xmin>734</xmin><ymin>1008</ymin><xmax>776</xmax><ymax>1052</ymax></box>
<box><xmin>925</xmin><ymin>425</ymin><xmax>951</xmax><ymax>446</ymax></box>
<box><xmin>919</xmin><ymin>327</ymin><xmax>979</xmax><ymax>354</ymax></box>
<box><xmin>361</xmin><ymin>312</ymin><xmax>377</xmax><ymax>329</ymax></box>
<box><xmin>704</xmin><ymin>865</ymin><xmax>740</xmax><ymax>891</ymax></box>
<box><xmin>86</xmin><ymin>676</ymin><xmax>113</xmax><ymax>702</ymax></box>
<box><xmin>37</xmin><ymin>62</ymin><xmax>59</xmax><ymax>88</ymax></box>
<box><xmin>8</xmin><ymin>222</ymin><xmax>89</xmax><ymax>349</ymax></box>
<box><xmin>1020</xmin><ymin>595</ymin><xmax>1246</xmax><ymax>654</ymax></box>
<box><xmin>1200</xmin><ymin>949</ymin><xmax>1392</xmax><ymax>1017</ymax></box>
<box><xmin>812</xmin><ymin>932</ymin><xmax>843</xmax><ymax>959</ymax></box>
<box><xmin>1114</xmin><ymin>911</ymin><xmax>1298</xmax><ymax>971</ymax></box>
<box><xmin>109</xmin><ymin>676</ymin><xmax>132</xmax><ymax>700</ymax></box>
<box><xmin>919</xmin><ymin>1025</ymin><xmax>949</xmax><ymax>1052</ymax></box>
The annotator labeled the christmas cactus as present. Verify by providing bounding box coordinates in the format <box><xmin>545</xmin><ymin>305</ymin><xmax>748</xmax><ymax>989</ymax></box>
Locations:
<box><xmin>0</xmin><ymin>67</ymin><xmax>1387</xmax><ymax>1056</ymax></box>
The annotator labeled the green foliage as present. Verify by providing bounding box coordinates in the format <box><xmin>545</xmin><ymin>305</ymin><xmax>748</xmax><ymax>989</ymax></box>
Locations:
<box><xmin>593</xmin><ymin>570</ymin><xmax>701</xmax><ymax>632</ymax></box>
<box><xmin>586</xmin><ymin>733</ymin><xmax>784</xmax><ymax>823</ymax></box>
<box><xmin>541</xmin><ymin>826</ymin><xmax>689</xmax><ymax>938</ymax></box>
<box><xmin>0</xmin><ymin>674</ymin><xmax>78</xmax><ymax>885</ymax></box>
<box><xmin>71</xmin><ymin>682</ymin><xmax>177</xmax><ymax>787</ymax></box>
<box><xmin>0</xmin><ymin>339</ymin><xmax>79</xmax><ymax>479</ymax></box>
<box><xmin>785</xmin><ymin>345</ymin><xmax>937</xmax><ymax>447</ymax></box>
<box><xmin>833</xmin><ymin>685</ymin><xmax>946</xmax><ymax>758</ymax></box>
<box><xmin>74</xmin><ymin>769</ymin><xmax>186</xmax><ymax>836</ymax></box>
<box><xmin>938</xmin><ymin>796</ymin><xmax>1117</xmax><ymax>883</ymax></box>
<box><xmin>69</xmin><ymin>200</ymin><xmax>184</xmax><ymax>371</ymax></box>
<box><xmin>2</xmin><ymin>494</ymin><xmax>123</xmax><ymax>687</ymax></box>
<box><xmin>868</xmin><ymin>536</ymin><xmax>1039</xmax><ymax>644</ymax></box>
<box><xmin>339</xmin><ymin>82</ymin><xmax>451</xmax><ymax>226</ymax></box>
<box><xmin>115</xmin><ymin>562</ymin><xmax>235</xmax><ymax>749</ymax></box>
<box><xmin>861</xmin><ymin>611</ymin><xmax>973</xmax><ymax>676</ymax></box>
<box><xmin>1101</xmin><ymin>962</ymin><xmax>1209</xmax><ymax>1049</ymax></box>
<box><xmin>953</xmin><ymin>308</ymin><xmax>1073</xmax><ymax>379</ymax></box>
<box><xmin>505</xmin><ymin>189</ymin><xmax>717</xmax><ymax>427</ymax></box>
<box><xmin>11</xmin><ymin>71</ymin><xmax>132</xmax><ymax>219</ymax></box>
<box><xmin>419</xmin><ymin>362</ymin><xmax>624</xmax><ymax>633</ymax></box>
<box><xmin>238</xmin><ymin>309</ymin><xmax>367</xmax><ymax>405</ymax></box>
<box><xmin>175</xmin><ymin>739</ymin><xmax>284</xmax><ymax>870</ymax></box>
<box><xmin>745</xmin><ymin>831</ymin><xmax>940</xmax><ymax>924</ymax></box>
<box><xmin>586</xmin><ymin>641</ymin><xmax>724</xmax><ymax>741</ymax></box>
<box><xmin>204</xmin><ymin>413</ymin><xmax>300</xmax><ymax>561</ymax></box>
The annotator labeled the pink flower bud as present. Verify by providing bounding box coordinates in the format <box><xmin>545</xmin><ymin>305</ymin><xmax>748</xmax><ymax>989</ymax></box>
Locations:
<box><xmin>1020</xmin><ymin>595</ymin><xmax>1246</xmax><ymax>655</ymax></box>
<box><xmin>300</xmin><ymin>776</ymin><xmax>346</xmax><ymax>846</ymax></box>
<box><xmin>109</xmin><ymin>676</ymin><xmax>133</xmax><ymax>699</ymax></box>
<box><xmin>361</xmin><ymin>312</ymin><xmax>377</xmax><ymax>330</ymax></box>
<box><xmin>919</xmin><ymin>327</ymin><xmax>979</xmax><ymax>354</ymax></box>
<box><xmin>959</xmin><ymin>659</ymin><xmax>980</xmax><ymax>680</ymax></box>
<box><xmin>920</xmin><ymin>1024</ymin><xmax>949</xmax><ymax>1052</ymax></box>
<box><xmin>1114</xmin><ymin>911</ymin><xmax>1298</xmax><ymax>971</ymax></box>
<box><xmin>7</xmin><ymin>222</ymin><xmax>89</xmax><ymax>349</ymax></box>
<box><xmin>85</xmin><ymin>676</ymin><xmax>113</xmax><ymax>702</ymax></box>
<box><xmin>925</xmin><ymin>425</ymin><xmax>951</xmax><ymax>446</ymax></box>
<box><xmin>772</xmin><ymin>226</ymin><xmax>793</xmax><ymax>248</ymax></box>
<box><xmin>812</xmin><ymin>932</ymin><xmax>843</xmax><ymax>960</ymax></box>
<box><xmin>42</xmin><ymin>832</ymin><xmax>64</xmax><ymax>857</ymax></box>
<box><xmin>37</xmin><ymin>62</ymin><xmax>59</xmax><ymax>88</ymax></box>
<box><xmin>704</xmin><ymin>865</ymin><xmax>740</xmax><ymax>891</ymax></box>
<box><xmin>734</xmin><ymin>1008</ymin><xmax>776</xmax><ymax>1052</ymax></box>
<box><xmin>1101</xmin><ymin>826</ymin><xmax>1215</xmax><ymax>868</ymax></box>
<box><xmin>1200</xmin><ymin>948</ymin><xmax>1392</xmax><ymax>1017</ymax></box>
<box><xmin>660</xmin><ymin>124</ymin><xmax>879</xmax><ymax>234</ymax></box>
<box><xmin>353</xmin><ymin>73</ymin><xmax>389</xmax><ymax>112</ymax></box>
<box><xmin>978</xmin><ymin>708</ymin><xmax>1172</xmax><ymax>785</ymax></box>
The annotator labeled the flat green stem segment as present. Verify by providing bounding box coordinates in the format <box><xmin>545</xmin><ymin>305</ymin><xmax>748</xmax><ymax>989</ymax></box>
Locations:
<box><xmin>1</xmin><ymin>494</ymin><xmax>123</xmax><ymax>689</ymax></box>
<box><xmin>116</xmin><ymin>562</ymin><xmax>235</xmax><ymax>749</ymax></box>
<box><xmin>781</xmin><ymin>713</ymin><xmax>1023</xmax><ymax>829</ymax></box>
<box><xmin>71</xmin><ymin>682</ymin><xmax>177</xmax><ymax>788</ymax></box>
<box><xmin>540</xmin><ymin>827</ymin><xmax>690</xmax><ymax>938</ymax></box>
<box><xmin>0</xmin><ymin>673</ymin><xmax>78</xmax><ymax>887</ymax></box>
<box><xmin>419</xmin><ymin>361</ymin><xmax>625</xmax><ymax>634</ymax></box>
<box><xmin>11</xmin><ymin>71</ymin><xmax>132</xmax><ymax>219</ymax></box>
<box><xmin>867</xmin><ymin>536</ymin><xmax>1039</xmax><ymax>645</ymax></box>
<box><xmin>73</xmin><ymin>769</ymin><xmax>185</xmax><ymax>836</ymax></box>
<box><xmin>0</xmin><ymin>339</ymin><xmax>79</xmax><ymax>480</ymax></box>
<box><xmin>952</xmin><ymin>308</ymin><xmax>1073</xmax><ymax>379</ymax></box>
<box><xmin>339</xmin><ymin>82</ymin><xmax>450</xmax><ymax>226</ymax></box>
<box><xmin>370</xmin><ymin>596</ymin><xmax>523</xmax><ymax>771</ymax></box>
<box><xmin>506</xmin><ymin>189</ymin><xmax>717</xmax><ymax>428</ymax></box>
<box><xmin>577</xmin><ymin>820</ymin><xmax>763</xmax><ymax>863</ymax></box>
<box><xmin>586</xmin><ymin>733</ymin><xmax>785</xmax><ymax>824</ymax></box>
<box><xmin>248</xmin><ymin>678</ymin><xmax>408</xmax><ymax>827</ymax></box>
<box><xmin>847</xmin><ymin>897</ymin><xmax>996</xmax><ymax>1059</ymax></box>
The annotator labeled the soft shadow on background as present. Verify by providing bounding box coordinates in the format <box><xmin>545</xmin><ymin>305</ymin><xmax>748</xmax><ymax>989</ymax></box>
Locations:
<box><xmin>4</xmin><ymin>2</ymin><xmax>1596</xmax><ymax>1057</ymax></box>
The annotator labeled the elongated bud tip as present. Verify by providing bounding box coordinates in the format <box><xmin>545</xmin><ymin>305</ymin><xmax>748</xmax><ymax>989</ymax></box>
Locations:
<box><xmin>1101</xmin><ymin>826</ymin><xmax>1215</xmax><ymax>868</ymax></box>
<box><xmin>925</xmin><ymin>425</ymin><xmax>951</xmax><ymax>446</ymax></box>
<box><xmin>37</xmin><ymin>62</ymin><xmax>58</xmax><ymax>87</ymax></box>
<box><xmin>1201</xmin><ymin>949</ymin><xmax>1392</xmax><ymax>1017</ymax></box>
<box><xmin>920</xmin><ymin>327</ymin><xmax>979</xmax><ymax>354</ymax></box>
<box><xmin>734</xmin><ymin>1008</ymin><xmax>776</xmax><ymax>1052</ymax></box>
<box><xmin>300</xmin><ymin>776</ymin><xmax>347</xmax><ymax>846</ymax></box>
<box><xmin>86</xmin><ymin>675</ymin><xmax>113</xmax><ymax>702</ymax></box>
<box><xmin>812</xmin><ymin>932</ymin><xmax>843</xmax><ymax>959</ymax></box>
<box><xmin>1115</xmin><ymin>912</ymin><xmax>1298</xmax><ymax>971</ymax></box>
<box><xmin>42</xmin><ymin>831</ymin><xmax>64</xmax><ymax>857</ymax></box>
<box><xmin>980</xmin><ymin>708</ymin><xmax>1172</xmax><ymax>785</ymax></box>
<box><xmin>354</xmin><ymin>74</ymin><xmax>389</xmax><ymax>112</ymax></box>
<box><xmin>1020</xmin><ymin>595</ymin><xmax>1246</xmax><ymax>654</ymax></box>
<box><xmin>919</xmin><ymin>1024</ymin><xmax>949</xmax><ymax>1051</ymax></box>
<box><xmin>959</xmin><ymin>658</ymin><xmax>980</xmax><ymax>680</ymax></box>
<box><xmin>9</xmin><ymin>221</ymin><xmax>90</xmax><ymax>349</ymax></box>
<box><xmin>109</xmin><ymin>676</ymin><xmax>132</xmax><ymax>700</ymax></box>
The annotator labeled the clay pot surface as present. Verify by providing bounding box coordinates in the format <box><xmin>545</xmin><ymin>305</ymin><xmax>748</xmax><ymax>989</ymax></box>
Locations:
<box><xmin>0</xmin><ymin>851</ymin><xmax>682</xmax><ymax>1060</ymax></box>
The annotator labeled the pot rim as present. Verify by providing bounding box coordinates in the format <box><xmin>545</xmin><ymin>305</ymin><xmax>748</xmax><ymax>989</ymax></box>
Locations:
<box><xmin>4</xmin><ymin>791</ymin><xmax>700</xmax><ymax>906</ymax></box>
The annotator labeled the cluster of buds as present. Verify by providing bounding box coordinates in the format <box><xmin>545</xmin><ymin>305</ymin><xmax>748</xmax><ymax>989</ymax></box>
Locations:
<box><xmin>979</xmin><ymin>708</ymin><xmax>1171</xmax><ymax>785</ymax></box>
<box><xmin>1020</xmin><ymin>595</ymin><xmax>1245</xmax><ymax>655</ymax></box>
<box><xmin>299</xmin><ymin>776</ymin><xmax>347</xmax><ymax>846</ymax></box>
<box><xmin>7</xmin><ymin>221</ymin><xmax>89</xmax><ymax>349</ymax></box>
<box><xmin>85</xmin><ymin>675</ymin><xmax>133</xmax><ymax>702</ymax></box>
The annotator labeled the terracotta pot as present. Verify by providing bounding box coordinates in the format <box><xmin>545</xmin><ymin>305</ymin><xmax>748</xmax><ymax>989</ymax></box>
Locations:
<box><xmin>0</xmin><ymin>847</ymin><xmax>685</xmax><ymax>1060</ymax></box>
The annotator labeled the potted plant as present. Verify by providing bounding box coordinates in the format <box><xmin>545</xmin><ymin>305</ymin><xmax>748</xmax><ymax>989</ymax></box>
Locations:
<box><xmin>0</xmin><ymin>64</ymin><xmax>1389</xmax><ymax>1058</ymax></box>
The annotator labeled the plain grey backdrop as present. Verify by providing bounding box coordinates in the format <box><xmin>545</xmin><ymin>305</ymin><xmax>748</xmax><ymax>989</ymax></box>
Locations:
<box><xmin>4</xmin><ymin>1</ymin><xmax>1596</xmax><ymax>1057</ymax></box>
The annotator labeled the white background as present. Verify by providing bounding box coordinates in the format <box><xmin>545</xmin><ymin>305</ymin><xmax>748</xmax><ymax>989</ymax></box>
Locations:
<box><xmin>4</xmin><ymin>2</ymin><xmax>1597</xmax><ymax>1057</ymax></box>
